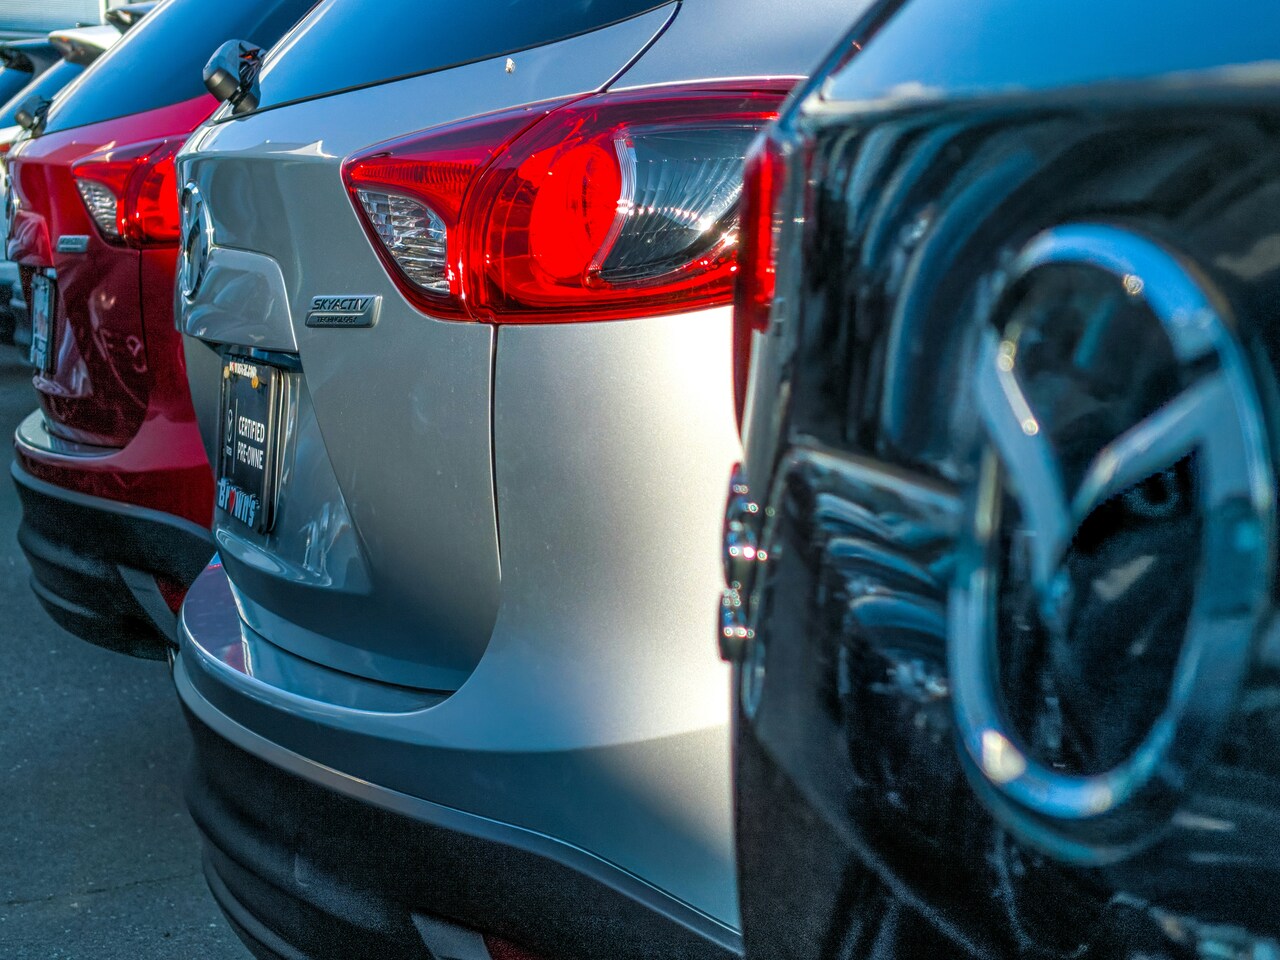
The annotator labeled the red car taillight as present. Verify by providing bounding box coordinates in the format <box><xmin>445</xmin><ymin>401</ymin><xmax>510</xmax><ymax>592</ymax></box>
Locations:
<box><xmin>71</xmin><ymin>137</ymin><xmax>183</xmax><ymax>247</ymax></box>
<box><xmin>343</xmin><ymin>81</ymin><xmax>793</xmax><ymax>324</ymax></box>
<box><xmin>732</xmin><ymin>134</ymin><xmax>786</xmax><ymax>430</ymax></box>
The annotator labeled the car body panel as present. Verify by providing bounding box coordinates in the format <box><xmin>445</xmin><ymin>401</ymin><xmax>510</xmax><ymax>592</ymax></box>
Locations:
<box><xmin>821</xmin><ymin>0</ymin><xmax>1280</xmax><ymax>108</ymax></box>
<box><xmin>731</xmin><ymin>0</ymin><xmax>1280</xmax><ymax>957</ymax></box>
<box><xmin>177</xmin><ymin>0</ymin><xmax>858</xmax><ymax>951</ymax></box>
<box><xmin>8</xmin><ymin>94</ymin><xmax>213</xmax><ymax>449</ymax></box>
<box><xmin>614</xmin><ymin>0</ymin><xmax>861</xmax><ymax>89</ymax></box>
<box><xmin>179</xmin><ymin>4</ymin><xmax>675</xmax><ymax>690</ymax></box>
<box><xmin>6</xmin><ymin>0</ymin><xmax>317</xmax><ymax>656</ymax></box>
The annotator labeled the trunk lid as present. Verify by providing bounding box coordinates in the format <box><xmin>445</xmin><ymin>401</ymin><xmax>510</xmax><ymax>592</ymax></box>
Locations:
<box><xmin>178</xmin><ymin>5</ymin><xmax>676</xmax><ymax>690</ymax></box>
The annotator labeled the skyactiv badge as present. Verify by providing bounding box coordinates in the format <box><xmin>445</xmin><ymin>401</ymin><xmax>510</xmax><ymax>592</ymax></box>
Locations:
<box><xmin>305</xmin><ymin>294</ymin><xmax>381</xmax><ymax>327</ymax></box>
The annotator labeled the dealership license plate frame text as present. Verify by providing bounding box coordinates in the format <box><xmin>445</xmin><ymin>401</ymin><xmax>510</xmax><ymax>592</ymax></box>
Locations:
<box><xmin>217</xmin><ymin>356</ymin><xmax>284</xmax><ymax>534</ymax></box>
<box><xmin>29</xmin><ymin>272</ymin><xmax>55</xmax><ymax>374</ymax></box>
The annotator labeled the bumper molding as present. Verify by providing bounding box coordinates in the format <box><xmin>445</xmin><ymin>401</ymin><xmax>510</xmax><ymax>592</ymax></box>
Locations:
<box><xmin>12</xmin><ymin>459</ymin><xmax>213</xmax><ymax>658</ymax></box>
<box><xmin>178</xmin><ymin>689</ymin><xmax>740</xmax><ymax>960</ymax></box>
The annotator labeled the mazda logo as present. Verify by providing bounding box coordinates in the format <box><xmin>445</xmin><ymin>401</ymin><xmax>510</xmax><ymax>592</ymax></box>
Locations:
<box><xmin>179</xmin><ymin>181</ymin><xmax>212</xmax><ymax>301</ymax></box>
<box><xmin>949</xmin><ymin>223</ymin><xmax>1274</xmax><ymax>862</ymax></box>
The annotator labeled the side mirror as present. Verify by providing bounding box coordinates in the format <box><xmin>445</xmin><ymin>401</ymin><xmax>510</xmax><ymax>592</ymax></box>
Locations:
<box><xmin>14</xmin><ymin>95</ymin><xmax>48</xmax><ymax>134</ymax></box>
<box><xmin>203</xmin><ymin>39</ymin><xmax>263</xmax><ymax>116</ymax></box>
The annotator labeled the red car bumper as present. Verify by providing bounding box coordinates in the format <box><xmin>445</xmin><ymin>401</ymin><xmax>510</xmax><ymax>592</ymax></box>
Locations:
<box><xmin>13</xmin><ymin>406</ymin><xmax>213</xmax><ymax>658</ymax></box>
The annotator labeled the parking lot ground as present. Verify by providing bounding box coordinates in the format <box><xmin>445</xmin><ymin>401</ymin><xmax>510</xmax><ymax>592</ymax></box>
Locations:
<box><xmin>0</xmin><ymin>350</ymin><xmax>249</xmax><ymax>958</ymax></box>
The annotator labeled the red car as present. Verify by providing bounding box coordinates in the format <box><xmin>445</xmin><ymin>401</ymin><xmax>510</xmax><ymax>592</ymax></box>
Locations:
<box><xmin>7</xmin><ymin>0</ymin><xmax>314</xmax><ymax>658</ymax></box>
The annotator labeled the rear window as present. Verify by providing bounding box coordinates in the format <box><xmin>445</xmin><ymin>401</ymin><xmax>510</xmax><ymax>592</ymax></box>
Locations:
<box><xmin>42</xmin><ymin>0</ymin><xmax>317</xmax><ymax>136</ymax></box>
<box><xmin>0</xmin><ymin>66</ymin><xmax>36</xmax><ymax>111</ymax></box>
<box><xmin>251</xmin><ymin>0</ymin><xmax>668</xmax><ymax>114</ymax></box>
<box><xmin>0</xmin><ymin>60</ymin><xmax>83</xmax><ymax>128</ymax></box>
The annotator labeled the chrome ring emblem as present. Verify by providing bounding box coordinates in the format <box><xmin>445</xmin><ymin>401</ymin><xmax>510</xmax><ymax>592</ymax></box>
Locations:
<box><xmin>949</xmin><ymin>224</ymin><xmax>1274</xmax><ymax>862</ymax></box>
<box><xmin>178</xmin><ymin>181</ymin><xmax>212</xmax><ymax>301</ymax></box>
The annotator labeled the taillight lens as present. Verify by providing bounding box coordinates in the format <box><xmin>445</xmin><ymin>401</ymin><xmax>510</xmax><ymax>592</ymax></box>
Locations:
<box><xmin>71</xmin><ymin>138</ymin><xmax>183</xmax><ymax>247</ymax></box>
<box><xmin>345</xmin><ymin>107</ymin><xmax>552</xmax><ymax>319</ymax></box>
<box><xmin>343</xmin><ymin>81</ymin><xmax>793</xmax><ymax>323</ymax></box>
<box><xmin>732</xmin><ymin>134</ymin><xmax>786</xmax><ymax>429</ymax></box>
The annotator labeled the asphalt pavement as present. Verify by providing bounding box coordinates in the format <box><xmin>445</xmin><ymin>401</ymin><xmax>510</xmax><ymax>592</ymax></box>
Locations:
<box><xmin>0</xmin><ymin>349</ymin><xmax>250</xmax><ymax>958</ymax></box>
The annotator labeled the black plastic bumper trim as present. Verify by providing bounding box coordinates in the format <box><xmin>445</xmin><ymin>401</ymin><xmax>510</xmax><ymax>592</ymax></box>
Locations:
<box><xmin>177</xmin><ymin>670</ymin><xmax>741</xmax><ymax>960</ymax></box>
<box><xmin>12</xmin><ymin>458</ymin><xmax>213</xmax><ymax>658</ymax></box>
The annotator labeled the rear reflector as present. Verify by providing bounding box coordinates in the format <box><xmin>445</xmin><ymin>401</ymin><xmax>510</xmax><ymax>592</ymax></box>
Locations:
<box><xmin>154</xmin><ymin>574</ymin><xmax>187</xmax><ymax>614</ymax></box>
<box><xmin>483</xmin><ymin>934</ymin><xmax>544</xmax><ymax>960</ymax></box>
<box><xmin>344</xmin><ymin>80</ymin><xmax>794</xmax><ymax>323</ymax></box>
<box><xmin>732</xmin><ymin>133</ymin><xmax>787</xmax><ymax>429</ymax></box>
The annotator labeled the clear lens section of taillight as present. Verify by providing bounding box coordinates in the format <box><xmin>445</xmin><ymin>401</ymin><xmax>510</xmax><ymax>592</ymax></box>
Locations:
<box><xmin>355</xmin><ymin>189</ymin><xmax>449</xmax><ymax>293</ymax></box>
<box><xmin>598</xmin><ymin>127</ymin><xmax>755</xmax><ymax>283</ymax></box>
<box><xmin>343</xmin><ymin>81</ymin><xmax>794</xmax><ymax>324</ymax></box>
<box><xmin>74</xmin><ymin>178</ymin><xmax>120</xmax><ymax>239</ymax></box>
<box><xmin>344</xmin><ymin>107</ymin><xmax>550</xmax><ymax>319</ymax></box>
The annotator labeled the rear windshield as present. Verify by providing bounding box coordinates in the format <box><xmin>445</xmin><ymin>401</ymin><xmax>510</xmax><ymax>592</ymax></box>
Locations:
<box><xmin>0</xmin><ymin>66</ymin><xmax>36</xmax><ymax>110</ymax></box>
<box><xmin>250</xmin><ymin>0</ymin><xmax>668</xmax><ymax>114</ymax></box>
<box><xmin>43</xmin><ymin>0</ymin><xmax>317</xmax><ymax>136</ymax></box>
<box><xmin>0</xmin><ymin>60</ymin><xmax>83</xmax><ymax>128</ymax></box>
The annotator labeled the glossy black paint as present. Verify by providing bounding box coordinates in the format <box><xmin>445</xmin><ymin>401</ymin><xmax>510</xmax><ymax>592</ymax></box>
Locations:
<box><xmin>732</xmin><ymin>2</ymin><xmax>1280</xmax><ymax>957</ymax></box>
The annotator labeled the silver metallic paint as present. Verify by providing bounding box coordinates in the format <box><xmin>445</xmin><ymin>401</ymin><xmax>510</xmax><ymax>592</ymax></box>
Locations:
<box><xmin>181</xmin><ymin>245</ymin><xmax>296</xmax><ymax>352</ymax></box>
<box><xmin>176</xmin><ymin>0</ymin><xmax>848</xmax><ymax>939</ymax></box>
<box><xmin>179</xmin><ymin>5</ymin><xmax>676</xmax><ymax>690</ymax></box>
<box><xmin>612</xmin><ymin>0</ymin><xmax>868</xmax><ymax>90</ymax></box>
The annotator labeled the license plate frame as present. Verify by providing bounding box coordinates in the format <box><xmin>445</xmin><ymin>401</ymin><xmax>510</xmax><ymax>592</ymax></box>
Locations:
<box><xmin>216</xmin><ymin>355</ymin><xmax>285</xmax><ymax>534</ymax></box>
<box><xmin>28</xmin><ymin>272</ymin><xmax>54</xmax><ymax>374</ymax></box>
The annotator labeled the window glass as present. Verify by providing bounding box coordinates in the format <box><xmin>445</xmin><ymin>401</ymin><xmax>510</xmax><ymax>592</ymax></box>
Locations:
<box><xmin>0</xmin><ymin>61</ymin><xmax>83</xmax><ymax>128</ymax></box>
<box><xmin>43</xmin><ymin>0</ymin><xmax>317</xmax><ymax>135</ymax></box>
<box><xmin>253</xmin><ymin>0</ymin><xmax>667</xmax><ymax>113</ymax></box>
<box><xmin>0</xmin><ymin>67</ymin><xmax>36</xmax><ymax>111</ymax></box>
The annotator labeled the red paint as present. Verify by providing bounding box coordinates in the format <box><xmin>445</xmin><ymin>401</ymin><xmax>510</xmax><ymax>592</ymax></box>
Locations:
<box><xmin>7</xmin><ymin>93</ymin><xmax>216</xmax><ymax>532</ymax></box>
<box><xmin>732</xmin><ymin>133</ymin><xmax>786</xmax><ymax>430</ymax></box>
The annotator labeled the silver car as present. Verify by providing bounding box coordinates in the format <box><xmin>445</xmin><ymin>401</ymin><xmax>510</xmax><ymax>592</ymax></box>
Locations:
<box><xmin>174</xmin><ymin>0</ymin><xmax>851</xmax><ymax>956</ymax></box>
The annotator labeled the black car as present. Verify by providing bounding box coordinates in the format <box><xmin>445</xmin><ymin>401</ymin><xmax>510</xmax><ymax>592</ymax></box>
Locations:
<box><xmin>724</xmin><ymin>0</ymin><xmax>1280</xmax><ymax>957</ymax></box>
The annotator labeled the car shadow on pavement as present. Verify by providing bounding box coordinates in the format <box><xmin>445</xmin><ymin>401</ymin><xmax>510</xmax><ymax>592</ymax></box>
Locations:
<box><xmin>0</xmin><ymin>349</ymin><xmax>249</xmax><ymax>959</ymax></box>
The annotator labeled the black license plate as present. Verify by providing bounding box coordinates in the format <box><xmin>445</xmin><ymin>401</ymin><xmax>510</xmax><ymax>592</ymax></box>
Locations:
<box><xmin>216</xmin><ymin>356</ymin><xmax>284</xmax><ymax>533</ymax></box>
<box><xmin>29</xmin><ymin>272</ymin><xmax>54</xmax><ymax>373</ymax></box>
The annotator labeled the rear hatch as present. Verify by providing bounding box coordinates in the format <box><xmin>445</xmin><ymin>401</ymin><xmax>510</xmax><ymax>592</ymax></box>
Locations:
<box><xmin>179</xmin><ymin>0</ymin><xmax>677</xmax><ymax>689</ymax></box>
<box><xmin>6</xmin><ymin>0</ymin><xmax>315</xmax><ymax>447</ymax></box>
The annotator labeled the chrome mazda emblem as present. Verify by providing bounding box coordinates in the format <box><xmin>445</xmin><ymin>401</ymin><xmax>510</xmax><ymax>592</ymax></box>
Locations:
<box><xmin>949</xmin><ymin>223</ymin><xmax>1274</xmax><ymax>862</ymax></box>
<box><xmin>178</xmin><ymin>181</ymin><xmax>212</xmax><ymax>301</ymax></box>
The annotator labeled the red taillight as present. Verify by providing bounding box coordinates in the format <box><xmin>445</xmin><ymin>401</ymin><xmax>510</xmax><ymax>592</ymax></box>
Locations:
<box><xmin>344</xmin><ymin>105</ymin><xmax>558</xmax><ymax>319</ymax></box>
<box><xmin>154</xmin><ymin>574</ymin><xmax>187</xmax><ymax>614</ymax></box>
<box><xmin>343</xmin><ymin>81</ymin><xmax>794</xmax><ymax>324</ymax></box>
<box><xmin>71</xmin><ymin>138</ymin><xmax>183</xmax><ymax>247</ymax></box>
<box><xmin>732</xmin><ymin>134</ymin><xmax>786</xmax><ymax>429</ymax></box>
